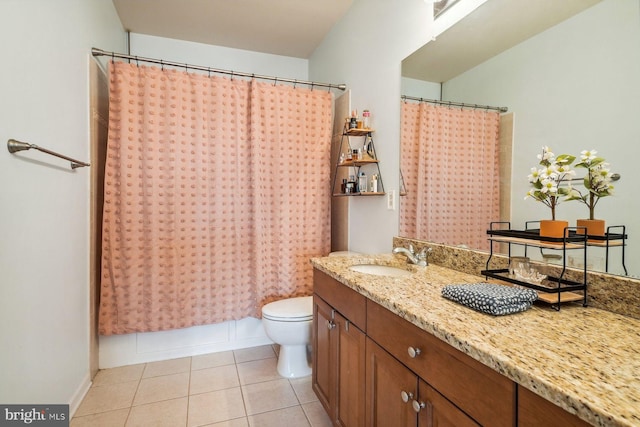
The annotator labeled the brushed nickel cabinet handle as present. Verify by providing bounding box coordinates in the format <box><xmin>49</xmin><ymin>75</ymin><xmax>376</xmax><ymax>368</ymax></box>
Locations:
<box><xmin>408</xmin><ymin>346</ymin><xmax>421</xmax><ymax>358</ymax></box>
<box><xmin>412</xmin><ymin>400</ymin><xmax>426</xmax><ymax>413</ymax></box>
<box><xmin>400</xmin><ymin>390</ymin><xmax>414</xmax><ymax>403</ymax></box>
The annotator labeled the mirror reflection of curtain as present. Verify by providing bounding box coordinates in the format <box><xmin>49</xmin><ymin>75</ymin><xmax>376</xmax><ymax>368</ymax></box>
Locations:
<box><xmin>400</xmin><ymin>102</ymin><xmax>500</xmax><ymax>251</ymax></box>
<box><xmin>99</xmin><ymin>61</ymin><xmax>333</xmax><ymax>335</ymax></box>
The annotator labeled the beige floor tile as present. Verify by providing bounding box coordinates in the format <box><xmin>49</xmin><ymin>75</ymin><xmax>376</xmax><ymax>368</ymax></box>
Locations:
<box><xmin>301</xmin><ymin>401</ymin><xmax>333</xmax><ymax>427</ymax></box>
<box><xmin>92</xmin><ymin>364</ymin><xmax>145</xmax><ymax>386</ymax></box>
<box><xmin>233</xmin><ymin>345</ymin><xmax>276</xmax><ymax>364</ymax></box>
<box><xmin>289</xmin><ymin>376</ymin><xmax>318</xmax><ymax>404</ymax></box>
<box><xmin>192</xmin><ymin>350</ymin><xmax>235</xmax><ymax>371</ymax></box>
<box><xmin>75</xmin><ymin>381</ymin><xmax>138</xmax><ymax>417</ymax></box>
<box><xmin>126</xmin><ymin>396</ymin><xmax>187</xmax><ymax>427</ymax></box>
<box><xmin>206</xmin><ymin>417</ymin><xmax>249</xmax><ymax>427</ymax></box>
<box><xmin>242</xmin><ymin>379</ymin><xmax>298</xmax><ymax>416</ymax></box>
<box><xmin>188</xmin><ymin>387</ymin><xmax>246</xmax><ymax>427</ymax></box>
<box><xmin>247</xmin><ymin>406</ymin><xmax>311</xmax><ymax>427</ymax></box>
<box><xmin>190</xmin><ymin>364</ymin><xmax>240</xmax><ymax>395</ymax></box>
<box><xmin>142</xmin><ymin>357</ymin><xmax>191</xmax><ymax>378</ymax></box>
<box><xmin>70</xmin><ymin>408</ymin><xmax>129</xmax><ymax>427</ymax></box>
<box><xmin>133</xmin><ymin>372</ymin><xmax>190</xmax><ymax>406</ymax></box>
<box><xmin>236</xmin><ymin>358</ymin><xmax>280</xmax><ymax>385</ymax></box>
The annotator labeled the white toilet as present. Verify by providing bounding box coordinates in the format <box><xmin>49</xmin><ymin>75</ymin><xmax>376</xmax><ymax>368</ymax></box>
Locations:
<box><xmin>261</xmin><ymin>296</ymin><xmax>313</xmax><ymax>378</ymax></box>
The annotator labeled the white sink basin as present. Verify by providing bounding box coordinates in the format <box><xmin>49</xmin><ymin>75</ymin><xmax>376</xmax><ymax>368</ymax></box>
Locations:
<box><xmin>349</xmin><ymin>264</ymin><xmax>413</xmax><ymax>277</ymax></box>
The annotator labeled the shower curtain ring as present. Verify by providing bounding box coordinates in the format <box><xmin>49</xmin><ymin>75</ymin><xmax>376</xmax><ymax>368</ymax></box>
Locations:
<box><xmin>293</xmin><ymin>79</ymin><xmax>297</xmax><ymax>89</ymax></box>
<box><xmin>273</xmin><ymin>77</ymin><xmax>278</xmax><ymax>87</ymax></box>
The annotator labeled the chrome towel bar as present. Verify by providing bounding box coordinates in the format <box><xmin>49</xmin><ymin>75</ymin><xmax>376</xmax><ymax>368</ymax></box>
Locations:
<box><xmin>7</xmin><ymin>139</ymin><xmax>90</xmax><ymax>169</ymax></box>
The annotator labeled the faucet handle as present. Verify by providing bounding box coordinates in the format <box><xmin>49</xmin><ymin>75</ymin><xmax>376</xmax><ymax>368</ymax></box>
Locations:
<box><xmin>408</xmin><ymin>244</ymin><xmax>415</xmax><ymax>255</ymax></box>
<box><xmin>416</xmin><ymin>247</ymin><xmax>432</xmax><ymax>262</ymax></box>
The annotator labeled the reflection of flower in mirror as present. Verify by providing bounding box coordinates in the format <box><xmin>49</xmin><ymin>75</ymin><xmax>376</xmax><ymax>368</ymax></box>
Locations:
<box><xmin>525</xmin><ymin>146</ymin><xmax>576</xmax><ymax>220</ymax></box>
<box><xmin>566</xmin><ymin>149</ymin><xmax>615</xmax><ymax>220</ymax></box>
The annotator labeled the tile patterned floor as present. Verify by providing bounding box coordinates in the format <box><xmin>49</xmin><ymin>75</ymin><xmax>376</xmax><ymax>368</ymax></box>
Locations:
<box><xmin>71</xmin><ymin>345</ymin><xmax>332</xmax><ymax>427</ymax></box>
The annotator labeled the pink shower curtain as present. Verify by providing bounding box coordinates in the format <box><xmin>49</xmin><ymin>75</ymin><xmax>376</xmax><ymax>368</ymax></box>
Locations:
<box><xmin>99</xmin><ymin>61</ymin><xmax>333</xmax><ymax>335</ymax></box>
<box><xmin>399</xmin><ymin>102</ymin><xmax>500</xmax><ymax>251</ymax></box>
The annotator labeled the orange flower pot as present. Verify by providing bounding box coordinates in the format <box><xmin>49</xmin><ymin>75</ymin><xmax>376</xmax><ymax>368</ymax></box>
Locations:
<box><xmin>576</xmin><ymin>219</ymin><xmax>605</xmax><ymax>241</ymax></box>
<box><xmin>539</xmin><ymin>220</ymin><xmax>569</xmax><ymax>239</ymax></box>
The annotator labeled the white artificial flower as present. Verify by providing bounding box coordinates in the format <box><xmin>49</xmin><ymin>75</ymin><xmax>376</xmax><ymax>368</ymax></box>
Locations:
<box><xmin>581</xmin><ymin>149</ymin><xmax>597</xmax><ymax>163</ymax></box>
<box><xmin>540</xmin><ymin>146</ymin><xmax>555</xmax><ymax>161</ymax></box>
<box><xmin>540</xmin><ymin>178</ymin><xmax>557</xmax><ymax>194</ymax></box>
<box><xmin>527</xmin><ymin>167</ymin><xmax>540</xmax><ymax>183</ymax></box>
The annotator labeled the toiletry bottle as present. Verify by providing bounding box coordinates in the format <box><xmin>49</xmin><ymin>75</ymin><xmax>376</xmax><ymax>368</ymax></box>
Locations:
<box><xmin>349</xmin><ymin>110</ymin><xmax>358</xmax><ymax>129</ymax></box>
<box><xmin>362</xmin><ymin>110</ymin><xmax>370</xmax><ymax>129</ymax></box>
<box><xmin>370</xmin><ymin>174</ymin><xmax>378</xmax><ymax>193</ymax></box>
<box><xmin>348</xmin><ymin>174</ymin><xmax>357</xmax><ymax>193</ymax></box>
<box><xmin>358</xmin><ymin>171</ymin><xmax>367</xmax><ymax>193</ymax></box>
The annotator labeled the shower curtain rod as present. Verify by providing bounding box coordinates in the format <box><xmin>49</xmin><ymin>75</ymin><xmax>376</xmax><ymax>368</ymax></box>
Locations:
<box><xmin>401</xmin><ymin>95</ymin><xmax>508</xmax><ymax>113</ymax></box>
<box><xmin>91</xmin><ymin>47</ymin><xmax>346</xmax><ymax>91</ymax></box>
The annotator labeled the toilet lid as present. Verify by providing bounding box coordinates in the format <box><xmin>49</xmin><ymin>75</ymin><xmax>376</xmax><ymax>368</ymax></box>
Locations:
<box><xmin>262</xmin><ymin>296</ymin><xmax>313</xmax><ymax>321</ymax></box>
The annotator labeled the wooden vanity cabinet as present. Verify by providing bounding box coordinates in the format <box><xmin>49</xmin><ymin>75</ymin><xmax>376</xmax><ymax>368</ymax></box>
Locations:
<box><xmin>313</xmin><ymin>270</ymin><xmax>367</xmax><ymax>427</ymax></box>
<box><xmin>366</xmin><ymin>337</ymin><xmax>479</xmax><ymax>427</ymax></box>
<box><xmin>367</xmin><ymin>300</ymin><xmax>516</xmax><ymax>427</ymax></box>
<box><xmin>312</xmin><ymin>268</ymin><xmax>590</xmax><ymax>427</ymax></box>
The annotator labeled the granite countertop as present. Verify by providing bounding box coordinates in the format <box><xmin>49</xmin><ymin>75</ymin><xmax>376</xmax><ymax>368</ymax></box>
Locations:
<box><xmin>311</xmin><ymin>254</ymin><xmax>640</xmax><ymax>427</ymax></box>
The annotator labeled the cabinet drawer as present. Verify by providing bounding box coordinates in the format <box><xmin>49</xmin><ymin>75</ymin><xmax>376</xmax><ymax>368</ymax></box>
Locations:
<box><xmin>367</xmin><ymin>300</ymin><xmax>516</xmax><ymax>427</ymax></box>
<box><xmin>518</xmin><ymin>385</ymin><xmax>590</xmax><ymax>427</ymax></box>
<box><xmin>313</xmin><ymin>269</ymin><xmax>366</xmax><ymax>331</ymax></box>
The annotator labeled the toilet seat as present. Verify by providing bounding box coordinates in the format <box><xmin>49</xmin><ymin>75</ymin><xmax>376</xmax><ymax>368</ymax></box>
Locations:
<box><xmin>262</xmin><ymin>296</ymin><xmax>313</xmax><ymax>322</ymax></box>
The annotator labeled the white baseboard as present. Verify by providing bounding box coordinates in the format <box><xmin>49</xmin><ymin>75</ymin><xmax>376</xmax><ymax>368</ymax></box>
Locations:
<box><xmin>99</xmin><ymin>317</ymin><xmax>272</xmax><ymax>368</ymax></box>
<box><xmin>68</xmin><ymin>372</ymin><xmax>92</xmax><ymax>418</ymax></box>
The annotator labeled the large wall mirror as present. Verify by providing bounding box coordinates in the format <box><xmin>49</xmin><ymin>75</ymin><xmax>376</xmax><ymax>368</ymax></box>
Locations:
<box><xmin>400</xmin><ymin>0</ymin><xmax>640</xmax><ymax>278</ymax></box>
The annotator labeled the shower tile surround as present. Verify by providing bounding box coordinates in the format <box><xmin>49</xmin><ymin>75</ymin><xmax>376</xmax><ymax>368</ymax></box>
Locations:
<box><xmin>393</xmin><ymin>236</ymin><xmax>640</xmax><ymax>320</ymax></box>
<box><xmin>311</xmin><ymin>244</ymin><xmax>640</xmax><ymax>427</ymax></box>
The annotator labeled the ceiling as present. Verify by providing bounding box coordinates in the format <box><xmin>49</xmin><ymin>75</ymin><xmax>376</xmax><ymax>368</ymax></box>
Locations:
<box><xmin>402</xmin><ymin>0</ymin><xmax>602</xmax><ymax>82</ymax></box>
<box><xmin>112</xmin><ymin>0</ymin><xmax>601</xmax><ymax>76</ymax></box>
<box><xmin>112</xmin><ymin>0</ymin><xmax>354</xmax><ymax>59</ymax></box>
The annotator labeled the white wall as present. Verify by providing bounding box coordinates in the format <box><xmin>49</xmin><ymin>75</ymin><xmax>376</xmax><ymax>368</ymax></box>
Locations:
<box><xmin>443</xmin><ymin>0</ymin><xmax>640</xmax><ymax>276</ymax></box>
<box><xmin>310</xmin><ymin>0</ymin><xmax>436</xmax><ymax>254</ymax></box>
<box><xmin>98</xmin><ymin>34</ymin><xmax>311</xmax><ymax>368</ymax></box>
<box><xmin>0</xmin><ymin>0</ymin><xmax>125</xmax><ymax>414</ymax></box>
<box><xmin>401</xmin><ymin>77</ymin><xmax>441</xmax><ymax>99</ymax></box>
<box><xmin>128</xmin><ymin>33</ymin><xmax>309</xmax><ymax>82</ymax></box>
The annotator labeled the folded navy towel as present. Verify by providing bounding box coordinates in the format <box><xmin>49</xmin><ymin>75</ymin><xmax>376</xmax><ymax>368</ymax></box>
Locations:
<box><xmin>442</xmin><ymin>283</ymin><xmax>538</xmax><ymax>316</ymax></box>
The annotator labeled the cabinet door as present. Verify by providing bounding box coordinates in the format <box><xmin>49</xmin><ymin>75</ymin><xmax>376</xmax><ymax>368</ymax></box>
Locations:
<box><xmin>366</xmin><ymin>338</ymin><xmax>417</xmax><ymax>427</ymax></box>
<box><xmin>417</xmin><ymin>380</ymin><xmax>480</xmax><ymax>427</ymax></box>
<box><xmin>335</xmin><ymin>312</ymin><xmax>366</xmax><ymax>427</ymax></box>
<box><xmin>313</xmin><ymin>295</ymin><xmax>336</xmax><ymax>415</ymax></box>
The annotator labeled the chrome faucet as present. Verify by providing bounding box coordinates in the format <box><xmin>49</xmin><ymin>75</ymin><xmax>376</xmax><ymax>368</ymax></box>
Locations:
<box><xmin>393</xmin><ymin>244</ymin><xmax>431</xmax><ymax>267</ymax></box>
